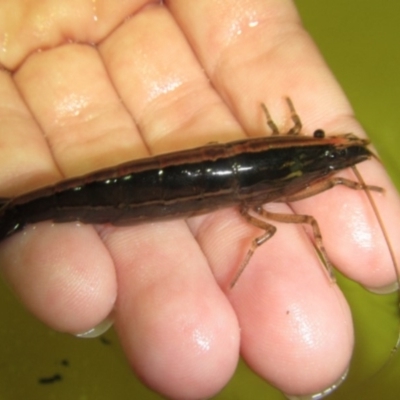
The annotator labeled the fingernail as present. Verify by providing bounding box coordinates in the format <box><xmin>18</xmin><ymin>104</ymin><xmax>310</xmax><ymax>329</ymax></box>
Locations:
<box><xmin>366</xmin><ymin>281</ymin><xmax>399</xmax><ymax>295</ymax></box>
<box><xmin>284</xmin><ymin>367</ymin><xmax>348</xmax><ymax>400</ymax></box>
<box><xmin>74</xmin><ymin>316</ymin><xmax>114</xmax><ymax>338</ymax></box>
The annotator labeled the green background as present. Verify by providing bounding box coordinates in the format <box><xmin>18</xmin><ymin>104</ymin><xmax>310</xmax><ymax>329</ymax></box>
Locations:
<box><xmin>1</xmin><ymin>1</ymin><xmax>399</xmax><ymax>399</ymax></box>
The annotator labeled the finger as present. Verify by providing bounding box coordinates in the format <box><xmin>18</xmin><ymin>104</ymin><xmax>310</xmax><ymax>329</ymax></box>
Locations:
<box><xmin>14</xmin><ymin>44</ymin><xmax>146</xmax><ymax>176</ymax></box>
<box><xmin>0</xmin><ymin>44</ymin><xmax>133</xmax><ymax>333</ymax></box>
<box><xmin>0</xmin><ymin>71</ymin><xmax>59</xmax><ymax>194</ymax></box>
<box><xmin>0</xmin><ymin>222</ymin><xmax>117</xmax><ymax>333</ymax></box>
<box><xmin>98</xmin><ymin>6</ymin><xmax>242</xmax><ymax>398</ymax></box>
<box><xmin>229</xmin><ymin>206</ymin><xmax>354</xmax><ymax>396</ymax></box>
<box><xmin>100</xmin><ymin>222</ymin><xmax>239</xmax><ymax>399</ymax></box>
<box><xmin>167</xmin><ymin>0</ymin><xmax>351</xmax><ymax>132</ymax></box>
<box><xmin>292</xmin><ymin>155</ymin><xmax>400</xmax><ymax>291</ymax></box>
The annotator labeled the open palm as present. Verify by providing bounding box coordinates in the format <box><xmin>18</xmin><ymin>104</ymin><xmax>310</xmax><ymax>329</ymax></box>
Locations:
<box><xmin>1</xmin><ymin>1</ymin><xmax>399</xmax><ymax>399</ymax></box>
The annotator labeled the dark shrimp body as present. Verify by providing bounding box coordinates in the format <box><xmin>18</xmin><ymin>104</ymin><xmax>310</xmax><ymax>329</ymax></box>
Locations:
<box><xmin>0</xmin><ymin>132</ymin><xmax>371</xmax><ymax>241</ymax></box>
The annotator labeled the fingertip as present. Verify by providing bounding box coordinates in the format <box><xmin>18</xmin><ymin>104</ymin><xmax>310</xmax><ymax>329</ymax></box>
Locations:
<box><xmin>0</xmin><ymin>223</ymin><xmax>117</xmax><ymax>334</ymax></box>
<box><xmin>228</xmin><ymin>222</ymin><xmax>354</xmax><ymax>395</ymax></box>
<box><xmin>108</xmin><ymin>224</ymin><xmax>240</xmax><ymax>399</ymax></box>
<box><xmin>116</xmin><ymin>279</ymin><xmax>240</xmax><ymax>399</ymax></box>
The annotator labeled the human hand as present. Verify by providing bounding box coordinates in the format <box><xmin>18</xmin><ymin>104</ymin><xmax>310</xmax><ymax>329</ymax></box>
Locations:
<box><xmin>1</xmin><ymin>1</ymin><xmax>400</xmax><ymax>399</ymax></box>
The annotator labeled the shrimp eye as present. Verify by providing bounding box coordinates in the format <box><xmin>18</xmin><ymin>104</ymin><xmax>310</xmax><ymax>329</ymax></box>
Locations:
<box><xmin>314</xmin><ymin>129</ymin><xmax>325</xmax><ymax>138</ymax></box>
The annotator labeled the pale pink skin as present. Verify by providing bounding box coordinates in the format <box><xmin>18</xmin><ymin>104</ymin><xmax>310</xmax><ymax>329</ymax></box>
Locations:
<box><xmin>1</xmin><ymin>1</ymin><xmax>400</xmax><ymax>399</ymax></box>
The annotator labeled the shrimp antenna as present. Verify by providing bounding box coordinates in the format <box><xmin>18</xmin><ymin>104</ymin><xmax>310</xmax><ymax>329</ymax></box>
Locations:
<box><xmin>351</xmin><ymin>165</ymin><xmax>400</xmax><ymax>356</ymax></box>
